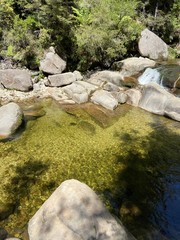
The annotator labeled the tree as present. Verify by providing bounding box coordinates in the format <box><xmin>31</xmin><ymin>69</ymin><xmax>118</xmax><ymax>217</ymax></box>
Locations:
<box><xmin>0</xmin><ymin>0</ymin><xmax>76</xmax><ymax>69</ymax></box>
<box><xmin>138</xmin><ymin>0</ymin><xmax>180</xmax><ymax>44</ymax></box>
<box><xmin>73</xmin><ymin>0</ymin><xmax>143</xmax><ymax>70</ymax></box>
<box><xmin>0</xmin><ymin>0</ymin><xmax>14</xmax><ymax>42</ymax></box>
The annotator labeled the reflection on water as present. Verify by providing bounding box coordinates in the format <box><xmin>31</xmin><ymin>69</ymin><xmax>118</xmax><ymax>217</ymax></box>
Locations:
<box><xmin>0</xmin><ymin>99</ymin><xmax>179</xmax><ymax>239</ymax></box>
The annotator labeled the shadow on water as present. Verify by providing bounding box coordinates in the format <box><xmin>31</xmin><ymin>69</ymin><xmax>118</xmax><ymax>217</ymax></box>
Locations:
<box><xmin>0</xmin><ymin>160</ymin><xmax>49</xmax><ymax>221</ymax></box>
<box><xmin>104</xmin><ymin>119</ymin><xmax>180</xmax><ymax>240</ymax></box>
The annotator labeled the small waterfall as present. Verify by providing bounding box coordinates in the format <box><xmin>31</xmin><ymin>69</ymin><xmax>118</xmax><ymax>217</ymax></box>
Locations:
<box><xmin>138</xmin><ymin>64</ymin><xmax>180</xmax><ymax>90</ymax></box>
<box><xmin>138</xmin><ymin>68</ymin><xmax>161</xmax><ymax>85</ymax></box>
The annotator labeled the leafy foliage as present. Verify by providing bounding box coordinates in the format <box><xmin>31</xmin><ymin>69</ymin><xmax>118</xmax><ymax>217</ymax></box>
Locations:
<box><xmin>0</xmin><ymin>0</ymin><xmax>179</xmax><ymax>71</ymax></box>
<box><xmin>0</xmin><ymin>0</ymin><xmax>76</xmax><ymax>69</ymax></box>
<box><xmin>138</xmin><ymin>0</ymin><xmax>180</xmax><ymax>43</ymax></box>
<box><xmin>73</xmin><ymin>0</ymin><xmax>143</xmax><ymax>70</ymax></box>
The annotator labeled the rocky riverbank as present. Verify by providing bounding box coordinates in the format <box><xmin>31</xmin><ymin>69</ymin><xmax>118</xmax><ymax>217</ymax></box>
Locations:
<box><xmin>0</xmin><ymin>29</ymin><xmax>179</xmax><ymax>128</ymax></box>
<box><xmin>0</xmin><ymin>54</ymin><xmax>179</xmax><ymax>132</ymax></box>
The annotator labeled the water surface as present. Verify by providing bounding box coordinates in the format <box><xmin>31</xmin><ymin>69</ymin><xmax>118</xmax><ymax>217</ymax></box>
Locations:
<box><xmin>0</xmin><ymin>100</ymin><xmax>179</xmax><ymax>239</ymax></box>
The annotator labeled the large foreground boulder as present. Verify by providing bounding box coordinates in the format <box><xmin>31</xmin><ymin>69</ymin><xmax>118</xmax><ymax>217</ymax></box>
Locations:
<box><xmin>139</xmin><ymin>83</ymin><xmax>180</xmax><ymax>121</ymax></box>
<box><xmin>0</xmin><ymin>69</ymin><xmax>32</xmax><ymax>92</ymax></box>
<box><xmin>40</xmin><ymin>47</ymin><xmax>66</xmax><ymax>74</ymax></box>
<box><xmin>0</xmin><ymin>102</ymin><xmax>23</xmax><ymax>137</ymax></box>
<box><xmin>28</xmin><ymin>179</ymin><xmax>135</xmax><ymax>240</ymax></box>
<box><xmin>138</xmin><ymin>29</ymin><xmax>168</xmax><ymax>60</ymax></box>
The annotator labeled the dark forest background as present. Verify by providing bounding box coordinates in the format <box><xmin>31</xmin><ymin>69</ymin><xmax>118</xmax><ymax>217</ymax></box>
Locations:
<box><xmin>0</xmin><ymin>0</ymin><xmax>179</xmax><ymax>70</ymax></box>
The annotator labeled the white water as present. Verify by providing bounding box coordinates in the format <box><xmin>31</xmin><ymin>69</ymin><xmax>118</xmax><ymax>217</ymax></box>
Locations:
<box><xmin>138</xmin><ymin>68</ymin><xmax>161</xmax><ymax>85</ymax></box>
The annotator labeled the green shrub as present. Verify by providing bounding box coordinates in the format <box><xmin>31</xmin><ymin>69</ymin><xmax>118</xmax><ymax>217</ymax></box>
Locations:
<box><xmin>73</xmin><ymin>0</ymin><xmax>143</xmax><ymax>70</ymax></box>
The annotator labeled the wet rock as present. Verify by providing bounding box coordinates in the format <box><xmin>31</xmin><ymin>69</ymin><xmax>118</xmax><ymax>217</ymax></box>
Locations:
<box><xmin>48</xmin><ymin>72</ymin><xmax>76</xmax><ymax>87</ymax></box>
<box><xmin>112</xmin><ymin>57</ymin><xmax>156</xmax><ymax>76</ymax></box>
<box><xmin>126</xmin><ymin>89</ymin><xmax>142</xmax><ymax>107</ymax></box>
<box><xmin>139</xmin><ymin>83</ymin><xmax>180</xmax><ymax>121</ymax></box>
<box><xmin>28</xmin><ymin>179</ymin><xmax>135</xmax><ymax>240</ymax></box>
<box><xmin>0</xmin><ymin>69</ymin><xmax>33</xmax><ymax>92</ymax></box>
<box><xmin>40</xmin><ymin>47</ymin><xmax>66</xmax><ymax>74</ymax></box>
<box><xmin>122</xmin><ymin>76</ymin><xmax>138</xmax><ymax>88</ymax></box>
<box><xmin>138</xmin><ymin>68</ymin><xmax>161</xmax><ymax>85</ymax></box>
<box><xmin>23</xmin><ymin>104</ymin><xmax>46</xmax><ymax>119</ymax></box>
<box><xmin>0</xmin><ymin>102</ymin><xmax>23</xmax><ymax>137</ymax></box>
<box><xmin>175</xmin><ymin>77</ymin><xmax>180</xmax><ymax>89</ymax></box>
<box><xmin>91</xmin><ymin>90</ymin><xmax>118</xmax><ymax>110</ymax></box>
<box><xmin>78</xmin><ymin>120</ymin><xmax>96</xmax><ymax>135</ymax></box>
<box><xmin>156</xmin><ymin>65</ymin><xmax>180</xmax><ymax>88</ymax></box>
<box><xmin>138</xmin><ymin>29</ymin><xmax>168</xmax><ymax>60</ymax></box>
<box><xmin>138</xmin><ymin>65</ymin><xmax>180</xmax><ymax>89</ymax></box>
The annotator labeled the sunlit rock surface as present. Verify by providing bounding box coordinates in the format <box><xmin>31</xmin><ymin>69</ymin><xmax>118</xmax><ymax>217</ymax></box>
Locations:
<box><xmin>28</xmin><ymin>179</ymin><xmax>135</xmax><ymax>240</ymax></box>
<box><xmin>0</xmin><ymin>69</ymin><xmax>32</xmax><ymax>92</ymax></box>
<box><xmin>87</xmin><ymin>71</ymin><xmax>123</xmax><ymax>87</ymax></box>
<box><xmin>40</xmin><ymin>47</ymin><xmax>66</xmax><ymax>74</ymax></box>
<box><xmin>0</xmin><ymin>102</ymin><xmax>23</xmax><ymax>138</ymax></box>
<box><xmin>138</xmin><ymin>29</ymin><xmax>168</xmax><ymax>60</ymax></box>
<box><xmin>48</xmin><ymin>72</ymin><xmax>77</xmax><ymax>87</ymax></box>
<box><xmin>91</xmin><ymin>90</ymin><xmax>118</xmax><ymax>110</ymax></box>
<box><xmin>126</xmin><ymin>89</ymin><xmax>142</xmax><ymax>107</ymax></box>
<box><xmin>139</xmin><ymin>83</ymin><xmax>180</xmax><ymax>121</ymax></box>
<box><xmin>112</xmin><ymin>57</ymin><xmax>156</xmax><ymax>76</ymax></box>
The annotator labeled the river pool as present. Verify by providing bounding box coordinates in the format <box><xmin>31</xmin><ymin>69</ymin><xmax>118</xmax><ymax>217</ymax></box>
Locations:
<box><xmin>0</xmin><ymin>99</ymin><xmax>180</xmax><ymax>239</ymax></box>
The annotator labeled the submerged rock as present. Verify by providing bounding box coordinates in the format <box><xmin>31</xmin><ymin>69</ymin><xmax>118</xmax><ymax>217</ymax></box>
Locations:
<box><xmin>0</xmin><ymin>102</ymin><xmax>23</xmax><ymax>137</ymax></box>
<box><xmin>28</xmin><ymin>179</ymin><xmax>135</xmax><ymax>240</ymax></box>
<box><xmin>0</xmin><ymin>69</ymin><xmax>33</xmax><ymax>92</ymax></box>
<box><xmin>138</xmin><ymin>29</ymin><xmax>168</xmax><ymax>60</ymax></box>
<box><xmin>139</xmin><ymin>83</ymin><xmax>180</xmax><ymax>121</ymax></box>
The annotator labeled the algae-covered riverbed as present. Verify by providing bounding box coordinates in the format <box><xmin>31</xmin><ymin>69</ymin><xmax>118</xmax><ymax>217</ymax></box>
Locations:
<box><xmin>0</xmin><ymin>99</ymin><xmax>180</xmax><ymax>239</ymax></box>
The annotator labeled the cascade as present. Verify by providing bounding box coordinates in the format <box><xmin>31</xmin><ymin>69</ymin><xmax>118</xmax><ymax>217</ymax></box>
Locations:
<box><xmin>138</xmin><ymin>64</ymin><xmax>180</xmax><ymax>90</ymax></box>
<box><xmin>138</xmin><ymin>68</ymin><xmax>161</xmax><ymax>85</ymax></box>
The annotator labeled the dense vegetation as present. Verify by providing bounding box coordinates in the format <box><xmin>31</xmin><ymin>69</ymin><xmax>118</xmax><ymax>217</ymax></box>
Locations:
<box><xmin>0</xmin><ymin>0</ymin><xmax>179</xmax><ymax>70</ymax></box>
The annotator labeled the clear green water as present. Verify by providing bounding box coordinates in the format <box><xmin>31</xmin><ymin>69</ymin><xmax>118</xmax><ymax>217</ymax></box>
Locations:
<box><xmin>0</xmin><ymin>99</ymin><xmax>180</xmax><ymax>239</ymax></box>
